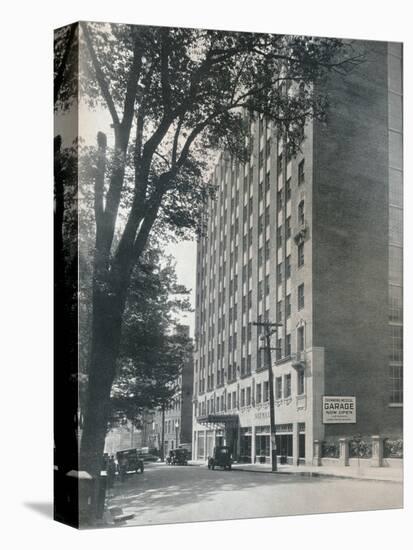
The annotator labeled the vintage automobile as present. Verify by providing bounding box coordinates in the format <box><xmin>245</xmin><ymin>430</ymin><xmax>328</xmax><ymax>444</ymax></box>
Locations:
<box><xmin>207</xmin><ymin>446</ymin><xmax>232</xmax><ymax>470</ymax></box>
<box><xmin>166</xmin><ymin>448</ymin><xmax>188</xmax><ymax>465</ymax></box>
<box><xmin>116</xmin><ymin>448</ymin><xmax>145</xmax><ymax>476</ymax></box>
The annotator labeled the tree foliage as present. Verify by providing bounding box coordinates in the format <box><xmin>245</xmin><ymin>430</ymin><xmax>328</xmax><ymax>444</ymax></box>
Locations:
<box><xmin>109</xmin><ymin>248</ymin><xmax>192</xmax><ymax>427</ymax></box>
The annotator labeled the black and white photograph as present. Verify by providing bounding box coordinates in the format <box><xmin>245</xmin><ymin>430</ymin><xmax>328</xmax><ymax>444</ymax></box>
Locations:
<box><xmin>52</xmin><ymin>19</ymin><xmax>404</xmax><ymax>529</ymax></box>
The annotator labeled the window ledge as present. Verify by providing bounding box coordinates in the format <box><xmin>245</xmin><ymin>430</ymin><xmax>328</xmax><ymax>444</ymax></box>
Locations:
<box><xmin>388</xmin><ymin>403</ymin><xmax>403</xmax><ymax>408</ymax></box>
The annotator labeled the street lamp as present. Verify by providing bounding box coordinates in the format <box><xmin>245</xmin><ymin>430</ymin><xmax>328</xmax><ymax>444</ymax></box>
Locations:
<box><xmin>175</xmin><ymin>421</ymin><xmax>179</xmax><ymax>449</ymax></box>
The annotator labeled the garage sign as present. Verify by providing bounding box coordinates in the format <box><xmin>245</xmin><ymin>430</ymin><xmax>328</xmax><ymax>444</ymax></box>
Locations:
<box><xmin>322</xmin><ymin>396</ymin><xmax>356</xmax><ymax>424</ymax></box>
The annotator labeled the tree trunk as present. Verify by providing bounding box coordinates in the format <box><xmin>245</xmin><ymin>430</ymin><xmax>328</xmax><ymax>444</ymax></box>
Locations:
<box><xmin>79</xmin><ymin>284</ymin><xmax>124</xmax><ymax>477</ymax></box>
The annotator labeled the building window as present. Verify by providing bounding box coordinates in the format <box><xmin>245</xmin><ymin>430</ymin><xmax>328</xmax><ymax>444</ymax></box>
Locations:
<box><xmin>277</xmin><ymin>190</ymin><xmax>283</xmax><ymax>212</ymax></box>
<box><xmin>298</xmin><ymin>159</ymin><xmax>305</xmax><ymax>185</ymax></box>
<box><xmin>286</xmin><ymin>178</ymin><xmax>291</xmax><ymax>201</ymax></box>
<box><xmin>233</xmin><ymin>391</ymin><xmax>237</xmax><ymax>408</ymax></box>
<box><xmin>389</xmin><ymin>325</ymin><xmax>403</xmax><ymax>361</ymax></box>
<box><xmin>286</xmin><ymin>294</ymin><xmax>291</xmax><ymax>318</ymax></box>
<box><xmin>265</xmin><ymin>274</ymin><xmax>270</xmax><ymax>296</ymax></box>
<box><xmin>297</xmin><ymin>369</ymin><xmax>305</xmax><ymax>395</ymax></box>
<box><xmin>277</xmin><ymin>300</ymin><xmax>283</xmax><ymax>322</ymax></box>
<box><xmin>241</xmin><ymin>388</ymin><xmax>245</xmax><ymax>407</ymax></box>
<box><xmin>277</xmin><ymin>262</ymin><xmax>283</xmax><ymax>285</ymax></box>
<box><xmin>286</xmin><ymin>333</ymin><xmax>291</xmax><ymax>356</ymax></box>
<box><xmin>277</xmin><ymin>153</ymin><xmax>283</xmax><ymax>175</ymax></box>
<box><xmin>258</xmin><ymin>213</ymin><xmax>264</xmax><ymax>234</ymax></box>
<box><xmin>286</xmin><ymin>216</ymin><xmax>291</xmax><ymax>239</ymax></box>
<box><xmin>265</xmin><ymin>239</ymin><xmax>270</xmax><ymax>260</ymax></box>
<box><xmin>286</xmin><ymin>255</ymin><xmax>291</xmax><ymax>279</ymax></box>
<box><xmin>284</xmin><ymin>374</ymin><xmax>292</xmax><ymax>398</ymax></box>
<box><xmin>389</xmin><ymin>365</ymin><xmax>403</xmax><ymax>404</ymax></box>
<box><xmin>263</xmin><ymin>381</ymin><xmax>269</xmax><ymax>402</ymax></box>
<box><xmin>298</xmin><ymin>200</ymin><xmax>305</xmax><ymax>225</ymax></box>
<box><xmin>258</xmin><ymin>247</ymin><xmax>263</xmax><ymax>266</ymax></box>
<box><xmin>276</xmin><ymin>338</ymin><xmax>282</xmax><ymax>360</ymax></box>
<box><xmin>256</xmin><ymin>383</ymin><xmax>262</xmax><ymax>404</ymax></box>
<box><xmin>389</xmin><ymin>286</ymin><xmax>402</xmax><ymax>322</ymax></box>
<box><xmin>298</xmin><ymin>283</ymin><xmax>305</xmax><ymax>310</ymax></box>
<box><xmin>298</xmin><ymin>242</ymin><xmax>304</xmax><ymax>267</ymax></box>
<box><xmin>275</xmin><ymin>377</ymin><xmax>282</xmax><ymax>400</ymax></box>
<box><xmin>246</xmin><ymin>386</ymin><xmax>251</xmax><ymax>406</ymax></box>
<box><xmin>265</xmin><ymin>171</ymin><xmax>271</xmax><ymax>191</ymax></box>
<box><xmin>298</xmin><ymin>325</ymin><xmax>305</xmax><ymax>352</ymax></box>
<box><xmin>228</xmin><ymin>393</ymin><xmax>232</xmax><ymax>410</ymax></box>
<box><xmin>277</xmin><ymin>227</ymin><xmax>282</xmax><ymax>248</ymax></box>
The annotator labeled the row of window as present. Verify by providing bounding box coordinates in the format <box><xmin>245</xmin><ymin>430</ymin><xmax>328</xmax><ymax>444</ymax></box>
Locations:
<box><xmin>197</xmin><ymin>369</ymin><xmax>305</xmax><ymax>416</ymax></box>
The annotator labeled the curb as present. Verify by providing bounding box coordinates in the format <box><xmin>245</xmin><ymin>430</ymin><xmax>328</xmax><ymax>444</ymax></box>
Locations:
<box><xmin>231</xmin><ymin>466</ymin><xmax>403</xmax><ymax>483</ymax></box>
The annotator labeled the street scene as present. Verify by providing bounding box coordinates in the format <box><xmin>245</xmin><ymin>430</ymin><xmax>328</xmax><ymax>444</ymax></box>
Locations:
<box><xmin>54</xmin><ymin>22</ymin><xmax>403</xmax><ymax>529</ymax></box>
<box><xmin>104</xmin><ymin>462</ymin><xmax>402</xmax><ymax>527</ymax></box>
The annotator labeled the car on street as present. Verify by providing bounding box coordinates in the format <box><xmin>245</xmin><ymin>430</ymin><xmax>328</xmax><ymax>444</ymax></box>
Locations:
<box><xmin>208</xmin><ymin>446</ymin><xmax>232</xmax><ymax>470</ymax></box>
<box><xmin>116</xmin><ymin>448</ymin><xmax>145</xmax><ymax>475</ymax></box>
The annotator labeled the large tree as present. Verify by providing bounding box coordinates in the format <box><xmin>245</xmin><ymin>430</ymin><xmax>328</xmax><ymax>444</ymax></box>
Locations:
<box><xmin>108</xmin><ymin>248</ymin><xmax>193</xmax><ymax>427</ymax></box>
<box><xmin>67</xmin><ymin>23</ymin><xmax>361</xmax><ymax>479</ymax></box>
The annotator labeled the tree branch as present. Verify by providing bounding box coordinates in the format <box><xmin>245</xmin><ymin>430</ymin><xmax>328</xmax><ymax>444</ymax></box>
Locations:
<box><xmin>160</xmin><ymin>28</ymin><xmax>172</xmax><ymax>115</ymax></box>
<box><xmin>119</xmin><ymin>34</ymin><xmax>144</xmax><ymax>147</ymax></box>
<box><xmin>94</xmin><ymin>132</ymin><xmax>107</xmax><ymax>227</ymax></box>
<box><xmin>80</xmin><ymin>22</ymin><xmax>120</xmax><ymax>128</ymax></box>
<box><xmin>54</xmin><ymin>23</ymin><xmax>77</xmax><ymax>105</ymax></box>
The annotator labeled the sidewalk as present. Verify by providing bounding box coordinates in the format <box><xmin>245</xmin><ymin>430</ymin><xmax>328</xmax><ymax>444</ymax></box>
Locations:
<box><xmin>189</xmin><ymin>460</ymin><xmax>403</xmax><ymax>483</ymax></box>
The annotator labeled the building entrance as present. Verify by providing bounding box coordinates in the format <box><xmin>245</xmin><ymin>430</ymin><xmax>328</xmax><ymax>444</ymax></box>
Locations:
<box><xmin>240</xmin><ymin>427</ymin><xmax>252</xmax><ymax>463</ymax></box>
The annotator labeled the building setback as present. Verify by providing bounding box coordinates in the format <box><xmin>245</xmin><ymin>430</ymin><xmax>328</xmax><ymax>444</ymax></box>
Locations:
<box><xmin>192</xmin><ymin>41</ymin><xmax>403</xmax><ymax>466</ymax></box>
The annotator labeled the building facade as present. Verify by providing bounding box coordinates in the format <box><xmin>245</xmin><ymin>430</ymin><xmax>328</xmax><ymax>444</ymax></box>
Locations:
<box><xmin>192</xmin><ymin>41</ymin><xmax>403</xmax><ymax>466</ymax></box>
<box><xmin>150</xmin><ymin>325</ymin><xmax>194</xmax><ymax>456</ymax></box>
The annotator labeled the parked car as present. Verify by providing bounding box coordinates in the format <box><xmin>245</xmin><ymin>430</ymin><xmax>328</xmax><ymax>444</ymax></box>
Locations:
<box><xmin>137</xmin><ymin>451</ymin><xmax>160</xmax><ymax>462</ymax></box>
<box><xmin>166</xmin><ymin>448</ymin><xmax>188</xmax><ymax>465</ymax></box>
<box><xmin>208</xmin><ymin>446</ymin><xmax>232</xmax><ymax>470</ymax></box>
<box><xmin>116</xmin><ymin>449</ymin><xmax>145</xmax><ymax>475</ymax></box>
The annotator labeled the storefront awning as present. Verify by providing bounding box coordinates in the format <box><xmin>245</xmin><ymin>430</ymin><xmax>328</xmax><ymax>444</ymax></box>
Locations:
<box><xmin>197</xmin><ymin>414</ymin><xmax>239</xmax><ymax>427</ymax></box>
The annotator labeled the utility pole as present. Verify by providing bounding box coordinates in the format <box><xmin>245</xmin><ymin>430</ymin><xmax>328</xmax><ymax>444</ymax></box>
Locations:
<box><xmin>161</xmin><ymin>402</ymin><xmax>165</xmax><ymax>461</ymax></box>
<box><xmin>253</xmin><ymin>321</ymin><xmax>282</xmax><ymax>472</ymax></box>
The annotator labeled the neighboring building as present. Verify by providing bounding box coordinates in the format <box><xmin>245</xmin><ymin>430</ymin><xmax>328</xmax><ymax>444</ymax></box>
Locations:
<box><xmin>192</xmin><ymin>41</ymin><xmax>403</xmax><ymax>465</ymax></box>
<box><xmin>151</xmin><ymin>325</ymin><xmax>194</xmax><ymax>456</ymax></box>
<box><xmin>104</xmin><ymin>421</ymin><xmax>143</xmax><ymax>455</ymax></box>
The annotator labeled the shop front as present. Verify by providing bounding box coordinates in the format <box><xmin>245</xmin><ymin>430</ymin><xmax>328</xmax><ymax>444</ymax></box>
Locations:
<box><xmin>252</xmin><ymin>423</ymin><xmax>304</xmax><ymax>464</ymax></box>
<box><xmin>255</xmin><ymin>426</ymin><xmax>270</xmax><ymax>463</ymax></box>
<box><xmin>240</xmin><ymin>427</ymin><xmax>252</xmax><ymax>463</ymax></box>
<box><xmin>197</xmin><ymin>431</ymin><xmax>205</xmax><ymax>459</ymax></box>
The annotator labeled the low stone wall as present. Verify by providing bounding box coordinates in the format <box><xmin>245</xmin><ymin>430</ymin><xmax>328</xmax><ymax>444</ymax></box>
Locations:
<box><xmin>320</xmin><ymin>457</ymin><xmax>339</xmax><ymax>467</ymax></box>
<box><xmin>382</xmin><ymin>458</ymin><xmax>403</xmax><ymax>469</ymax></box>
<box><xmin>315</xmin><ymin>436</ymin><xmax>403</xmax><ymax>468</ymax></box>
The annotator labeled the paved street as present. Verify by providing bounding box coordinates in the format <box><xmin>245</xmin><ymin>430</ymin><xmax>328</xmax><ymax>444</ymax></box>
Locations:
<box><xmin>107</xmin><ymin>462</ymin><xmax>403</xmax><ymax>527</ymax></box>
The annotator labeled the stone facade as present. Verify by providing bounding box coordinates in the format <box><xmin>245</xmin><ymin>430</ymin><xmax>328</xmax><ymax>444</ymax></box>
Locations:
<box><xmin>192</xmin><ymin>41</ymin><xmax>403</xmax><ymax>466</ymax></box>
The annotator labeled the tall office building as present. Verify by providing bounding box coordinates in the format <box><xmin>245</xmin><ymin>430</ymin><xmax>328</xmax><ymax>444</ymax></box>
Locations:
<box><xmin>192</xmin><ymin>41</ymin><xmax>403</xmax><ymax>466</ymax></box>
